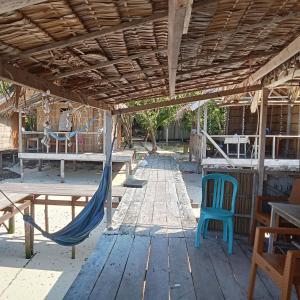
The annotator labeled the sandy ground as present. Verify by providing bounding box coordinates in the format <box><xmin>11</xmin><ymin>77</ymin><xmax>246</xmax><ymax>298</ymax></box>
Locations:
<box><xmin>0</xmin><ymin>150</ymin><xmax>201</xmax><ymax>300</ymax></box>
<box><xmin>0</xmin><ymin>161</ymin><xmax>126</xmax><ymax>300</ymax></box>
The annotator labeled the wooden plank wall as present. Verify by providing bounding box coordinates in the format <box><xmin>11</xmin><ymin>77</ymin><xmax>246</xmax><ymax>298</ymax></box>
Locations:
<box><xmin>227</xmin><ymin>105</ymin><xmax>300</xmax><ymax>135</ymax></box>
<box><xmin>0</xmin><ymin>113</ymin><xmax>18</xmax><ymax>150</ymax></box>
<box><xmin>205</xmin><ymin>168</ymin><xmax>254</xmax><ymax>235</ymax></box>
<box><xmin>227</xmin><ymin>105</ymin><xmax>300</xmax><ymax>157</ymax></box>
<box><xmin>36</xmin><ymin>102</ymin><xmax>104</xmax><ymax>152</ymax></box>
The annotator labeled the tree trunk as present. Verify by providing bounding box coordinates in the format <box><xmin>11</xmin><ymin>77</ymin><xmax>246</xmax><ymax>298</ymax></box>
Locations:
<box><xmin>149</xmin><ymin>127</ymin><xmax>157</xmax><ymax>153</ymax></box>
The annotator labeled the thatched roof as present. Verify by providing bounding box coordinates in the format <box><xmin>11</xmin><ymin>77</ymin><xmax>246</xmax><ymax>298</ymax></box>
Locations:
<box><xmin>0</xmin><ymin>0</ymin><xmax>299</xmax><ymax>111</ymax></box>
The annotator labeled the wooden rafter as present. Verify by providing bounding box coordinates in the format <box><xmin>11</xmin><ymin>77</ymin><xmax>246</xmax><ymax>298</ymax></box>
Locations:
<box><xmin>266</xmin><ymin>68</ymin><xmax>300</xmax><ymax>88</ymax></box>
<box><xmin>168</xmin><ymin>0</ymin><xmax>192</xmax><ymax>99</ymax></box>
<box><xmin>91</xmin><ymin>65</ymin><xmax>253</xmax><ymax>99</ymax></box>
<box><xmin>0</xmin><ymin>0</ymin><xmax>48</xmax><ymax>14</ymax></box>
<box><xmin>112</xmin><ymin>84</ymin><xmax>262</xmax><ymax>114</ymax></box>
<box><xmin>242</xmin><ymin>35</ymin><xmax>300</xmax><ymax>86</ymax></box>
<box><xmin>51</xmin><ymin>48</ymin><xmax>167</xmax><ymax>80</ymax></box>
<box><xmin>0</xmin><ymin>60</ymin><xmax>106</xmax><ymax>109</ymax></box>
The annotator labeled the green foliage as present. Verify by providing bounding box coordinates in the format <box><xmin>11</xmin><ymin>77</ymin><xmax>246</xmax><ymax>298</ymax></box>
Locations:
<box><xmin>0</xmin><ymin>81</ymin><xmax>11</xmax><ymax>97</ymax></box>
<box><xmin>206</xmin><ymin>101</ymin><xmax>226</xmax><ymax>135</ymax></box>
<box><xmin>25</xmin><ymin>115</ymin><xmax>37</xmax><ymax>131</ymax></box>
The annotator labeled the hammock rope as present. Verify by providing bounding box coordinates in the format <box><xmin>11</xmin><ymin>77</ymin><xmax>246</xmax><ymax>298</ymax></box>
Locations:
<box><xmin>1</xmin><ymin>118</ymin><xmax>117</xmax><ymax>247</ymax></box>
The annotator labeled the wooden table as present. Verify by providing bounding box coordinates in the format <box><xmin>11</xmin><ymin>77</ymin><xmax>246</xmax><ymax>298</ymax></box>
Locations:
<box><xmin>268</xmin><ymin>202</ymin><xmax>300</xmax><ymax>253</ymax></box>
<box><xmin>0</xmin><ymin>183</ymin><xmax>127</xmax><ymax>258</ymax></box>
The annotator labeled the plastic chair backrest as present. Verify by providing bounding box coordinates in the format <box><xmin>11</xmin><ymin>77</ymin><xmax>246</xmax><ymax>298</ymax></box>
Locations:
<box><xmin>202</xmin><ymin>173</ymin><xmax>238</xmax><ymax>213</ymax></box>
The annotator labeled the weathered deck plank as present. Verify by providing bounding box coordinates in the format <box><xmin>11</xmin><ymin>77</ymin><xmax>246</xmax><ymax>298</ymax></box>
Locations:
<box><xmin>88</xmin><ymin>235</ymin><xmax>134</xmax><ymax>300</ymax></box>
<box><xmin>144</xmin><ymin>237</ymin><xmax>169</xmax><ymax>300</ymax></box>
<box><xmin>115</xmin><ymin>236</ymin><xmax>150</xmax><ymax>300</ymax></box>
<box><xmin>169</xmin><ymin>237</ymin><xmax>197</xmax><ymax>300</ymax></box>
<box><xmin>186</xmin><ymin>238</ymin><xmax>224</xmax><ymax>300</ymax></box>
<box><xmin>64</xmin><ymin>235</ymin><xmax>117</xmax><ymax>300</ymax></box>
<box><xmin>65</xmin><ymin>155</ymin><xmax>277</xmax><ymax>300</ymax></box>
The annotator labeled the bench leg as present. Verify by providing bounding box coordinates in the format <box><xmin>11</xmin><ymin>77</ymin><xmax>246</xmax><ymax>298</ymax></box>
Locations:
<box><xmin>24</xmin><ymin>206</ymin><xmax>33</xmax><ymax>259</ymax></box>
<box><xmin>38</xmin><ymin>160</ymin><xmax>42</xmax><ymax>171</ymax></box>
<box><xmin>8</xmin><ymin>215</ymin><xmax>15</xmax><ymax>234</ymax></box>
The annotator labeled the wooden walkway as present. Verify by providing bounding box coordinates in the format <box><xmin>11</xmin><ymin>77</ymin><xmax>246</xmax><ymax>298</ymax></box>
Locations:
<box><xmin>65</xmin><ymin>155</ymin><xmax>280</xmax><ymax>300</ymax></box>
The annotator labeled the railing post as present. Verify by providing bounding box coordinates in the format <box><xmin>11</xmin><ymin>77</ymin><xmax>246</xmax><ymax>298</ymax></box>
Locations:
<box><xmin>65</xmin><ymin>135</ymin><xmax>67</xmax><ymax>154</ymax></box>
<box><xmin>272</xmin><ymin>136</ymin><xmax>276</xmax><ymax>159</ymax></box>
<box><xmin>75</xmin><ymin>133</ymin><xmax>78</xmax><ymax>154</ymax></box>
<box><xmin>56</xmin><ymin>139</ymin><xmax>58</xmax><ymax>154</ymax></box>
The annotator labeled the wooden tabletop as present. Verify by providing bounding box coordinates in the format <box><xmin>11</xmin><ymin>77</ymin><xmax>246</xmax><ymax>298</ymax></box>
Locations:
<box><xmin>269</xmin><ymin>202</ymin><xmax>300</xmax><ymax>228</ymax></box>
<box><xmin>0</xmin><ymin>183</ymin><xmax>126</xmax><ymax>197</ymax></box>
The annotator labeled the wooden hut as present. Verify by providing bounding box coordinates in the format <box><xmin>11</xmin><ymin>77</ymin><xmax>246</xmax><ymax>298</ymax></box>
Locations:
<box><xmin>0</xmin><ymin>1</ymin><xmax>299</xmax><ymax>298</ymax></box>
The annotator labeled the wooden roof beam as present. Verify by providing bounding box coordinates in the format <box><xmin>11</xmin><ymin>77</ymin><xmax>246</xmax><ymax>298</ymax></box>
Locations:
<box><xmin>168</xmin><ymin>0</ymin><xmax>192</xmax><ymax>99</ymax></box>
<box><xmin>0</xmin><ymin>0</ymin><xmax>48</xmax><ymax>14</ymax></box>
<box><xmin>112</xmin><ymin>84</ymin><xmax>262</xmax><ymax>115</ymax></box>
<box><xmin>243</xmin><ymin>35</ymin><xmax>300</xmax><ymax>86</ymax></box>
<box><xmin>0</xmin><ymin>60</ymin><xmax>107</xmax><ymax>109</ymax></box>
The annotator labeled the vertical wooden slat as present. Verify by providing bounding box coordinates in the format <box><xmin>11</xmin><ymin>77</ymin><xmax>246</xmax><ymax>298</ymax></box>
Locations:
<box><xmin>257</xmin><ymin>88</ymin><xmax>269</xmax><ymax>195</ymax></box>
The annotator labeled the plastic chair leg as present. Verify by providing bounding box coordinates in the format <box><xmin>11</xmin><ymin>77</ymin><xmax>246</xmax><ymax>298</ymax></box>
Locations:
<box><xmin>203</xmin><ymin>219</ymin><xmax>209</xmax><ymax>239</ymax></box>
<box><xmin>223</xmin><ymin>222</ymin><xmax>228</xmax><ymax>242</ymax></box>
<box><xmin>227</xmin><ymin>217</ymin><xmax>234</xmax><ymax>255</ymax></box>
<box><xmin>195</xmin><ymin>215</ymin><xmax>205</xmax><ymax>248</ymax></box>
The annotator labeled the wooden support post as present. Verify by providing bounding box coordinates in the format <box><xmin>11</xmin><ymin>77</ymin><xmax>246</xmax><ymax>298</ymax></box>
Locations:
<box><xmin>196</xmin><ymin>103</ymin><xmax>200</xmax><ymax>134</ymax></box>
<box><xmin>8</xmin><ymin>207</ymin><xmax>15</xmax><ymax>234</ymax></box>
<box><xmin>104</xmin><ymin>111</ymin><xmax>113</xmax><ymax>229</ymax></box>
<box><xmin>45</xmin><ymin>195</ymin><xmax>49</xmax><ymax>232</ymax></box>
<box><xmin>71</xmin><ymin>196</ymin><xmax>76</xmax><ymax>259</ymax></box>
<box><xmin>257</xmin><ymin>88</ymin><xmax>268</xmax><ymax>195</ymax></box>
<box><xmin>202</xmin><ymin>105</ymin><xmax>208</xmax><ymax>159</ymax></box>
<box><xmin>0</xmin><ymin>153</ymin><xmax>2</xmax><ymax>170</ymax></box>
<box><xmin>18</xmin><ymin>109</ymin><xmax>24</xmax><ymax>182</ymax></box>
<box><xmin>60</xmin><ymin>160</ymin><xmax>65</xmax><ymax>183</ymax></box>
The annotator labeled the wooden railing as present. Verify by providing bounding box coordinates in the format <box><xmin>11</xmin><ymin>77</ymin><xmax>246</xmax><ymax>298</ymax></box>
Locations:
<box><xmin>190</xmin><ymin>132</ymin><xmax>300</xmax><ymax>160</ymax></box>
<box><xmin>22</xmin><ymin>131</ymin><xmax>103</xmax><ymax>154</ymax></box>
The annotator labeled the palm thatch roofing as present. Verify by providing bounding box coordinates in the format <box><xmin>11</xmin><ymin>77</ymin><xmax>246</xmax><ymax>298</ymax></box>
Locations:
<box><xmin>0</xmin><ymin>0</ymin><xmax>299</xmax><ymax>112</ymax></box>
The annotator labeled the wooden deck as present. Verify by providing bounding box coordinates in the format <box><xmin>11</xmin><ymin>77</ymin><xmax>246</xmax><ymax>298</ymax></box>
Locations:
<box><xmin>65</xmin><ymin>155</ymin><xmax>281</xmax><ymax>300</ymax></box>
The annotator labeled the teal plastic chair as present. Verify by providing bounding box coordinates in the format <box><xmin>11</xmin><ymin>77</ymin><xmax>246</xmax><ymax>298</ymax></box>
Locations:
<box><xmin>195</xmin><ymin>173</ymin><xmax>238</xmax><ymax>254</ymax></box>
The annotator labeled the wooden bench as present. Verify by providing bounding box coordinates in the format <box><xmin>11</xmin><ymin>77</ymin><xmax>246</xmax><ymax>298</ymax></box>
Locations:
<box><xmin>0</xmin><ymin>183</ymin><xmax>127</xmax><ymax>258</ymax></box>
<box><xmin>0</xmin><ymin>192</ymin><xmax>33</xmax><ymax>258</ymax></box>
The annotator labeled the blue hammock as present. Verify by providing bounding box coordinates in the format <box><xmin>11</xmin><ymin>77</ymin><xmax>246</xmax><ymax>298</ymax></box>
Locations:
<box><xmin>23</xmin><ymin>141</ymin><xmax>113</xmax><ymax>246</ymax></box>
<box><xmin>47</xmin><ymin>116</ymin><xmax>98</xmax><ymax>142</ymax></box>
